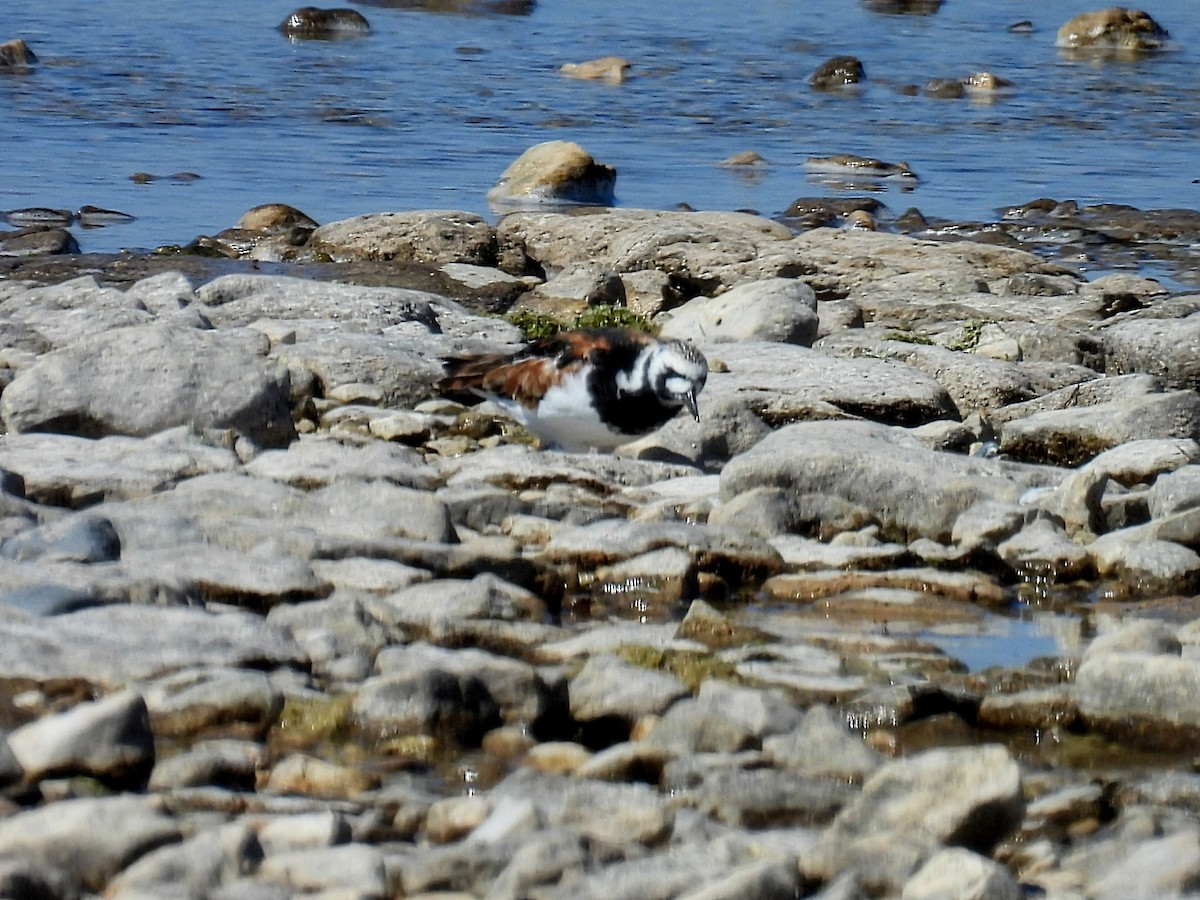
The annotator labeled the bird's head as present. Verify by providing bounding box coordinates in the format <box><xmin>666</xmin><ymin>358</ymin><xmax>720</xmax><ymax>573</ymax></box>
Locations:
<box><xmin>650</xmin><ymin>340</ymin><xmax>708</xmax><ymax>421</ymax></box>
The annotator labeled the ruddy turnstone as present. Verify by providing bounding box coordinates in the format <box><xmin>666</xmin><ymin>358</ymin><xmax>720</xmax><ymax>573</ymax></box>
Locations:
<box><xmin>438</xmin><ymin>327</ymin><xmax>708</xmax><ymax>451</ymax></box>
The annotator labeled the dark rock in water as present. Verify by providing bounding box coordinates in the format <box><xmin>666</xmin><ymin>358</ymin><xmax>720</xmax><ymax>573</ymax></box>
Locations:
<box><xmin>1056</xmin><ymin>7</ymin><xmax>1170</xmax><ymax>52</ymax></box>
<box><xmin>0</xmin><ymin>228</ymin><xmax>80</xmax><ymax>257</ymax></box>
<box><xmin>0</xmin><ymin>39</ymin><xmax>38</xmax><ymax>69</ymax></box>
<box><xmin>805</xmin><ymin>154</ymin><xmax>919</xmax><ymax>181</ymax></box>
<box><xmin>278</xmin><ymin>7</ymin><xmax>372</xmax><ymax>39</ymax></box>
<box><xmin>863</xmin><ymin>0</ymin><xmax>942</xmax><ymax>14</ymax></box>
<box><xmin>5</xmin><ymin>208</ymin><xmax>74</xmax><ymax>228</ymax></box>
<box><xmin>76</xmin><ymin>206</ymin><xmax>136</xmax><ymax>227</ymax></box>
<box><xmin>810</xmin><ymin>55</ymin><xmax>865</xmax><ymax>90</ymax></box>
<box><xmin>782</xmin><ymin>196</ymin><xmax>883</xmax><ymax>229</ymax></box>
<box><xmin>353</xmin><ymin>0</ymin><xmax>534</xmax><ymax>14</ymax></box>
<box><xmin>924</xmin><ymin>78</ymin><xmax>965</xmax><ymax>99</ymax></box>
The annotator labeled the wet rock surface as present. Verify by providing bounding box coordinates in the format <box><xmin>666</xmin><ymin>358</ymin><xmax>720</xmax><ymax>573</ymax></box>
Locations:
<box><xmin>3</xmin><ymin>206</ymin><xmax>1200</xmax><ymax>898</ymax></box>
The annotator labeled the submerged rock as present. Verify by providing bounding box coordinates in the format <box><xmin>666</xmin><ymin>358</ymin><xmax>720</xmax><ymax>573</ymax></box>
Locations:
<box><xmin>810</xmin><ymin>56</ymin><xmax>864</xmax><ymax>89</ymax></box>
<box><xmin>278</xmin><ymin>6</ymin><xmax>371</xmax><ymax>38</ymax></box>
<box><xmin>560</xmin><ymin>56</ymin><xmax>631</xmax><ymax>83</ymax></box>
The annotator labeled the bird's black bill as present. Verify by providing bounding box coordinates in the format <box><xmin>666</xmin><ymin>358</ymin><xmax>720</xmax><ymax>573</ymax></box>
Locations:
<box><xmin>683</xmin><ymin>390</ymin><xmax>700</xmax><ymax>422</ymax></box>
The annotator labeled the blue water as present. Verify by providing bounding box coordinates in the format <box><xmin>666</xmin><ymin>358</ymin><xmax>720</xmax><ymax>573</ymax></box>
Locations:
<box><xmin>2</xmin><ymin>0</ymin><xmax>1199</xmax><ymax>253</ymax></box>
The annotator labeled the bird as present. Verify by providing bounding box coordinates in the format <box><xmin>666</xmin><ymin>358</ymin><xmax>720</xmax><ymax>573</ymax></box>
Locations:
<box><xmin>437</xmin><ymin>327</ymin><xmax>708</xmax><ymax>452</ymax></box>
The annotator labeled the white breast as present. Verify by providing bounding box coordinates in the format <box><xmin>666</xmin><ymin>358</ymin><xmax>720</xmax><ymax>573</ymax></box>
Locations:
<box><xmin>495</xmin><ymin>368</ymin><xmax>628</xmax><ymax>452</ymax></box>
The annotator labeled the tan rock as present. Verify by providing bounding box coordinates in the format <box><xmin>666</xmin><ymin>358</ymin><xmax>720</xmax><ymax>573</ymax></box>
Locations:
<box><xmin>560</xmin><ymin>56</ymin><xmax>631</xmax><ymax>83</ymax></box>
<box><xmin>487</xmin><ymin>140</ymin><xmax>616</xmax><ymax>207</ymax></box>
<box><xmin>236</xmin><ymin>203</ymin><xmax>318</xmax><ymax>232</ymax></box>
<box><xmin>1056</xmin><ymin>7</ymin><xmax>1170</xmax><ymax>51</ymax></box>
<box><xmin>0</xmin><ymin>39</ymin><xmax>37</xmax><ymax>68</ymax></box>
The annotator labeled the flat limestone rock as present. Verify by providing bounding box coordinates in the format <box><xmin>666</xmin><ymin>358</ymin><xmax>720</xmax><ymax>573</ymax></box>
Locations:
<box><xmin>307</xmin><ymin>210</ymin><xmax>498</xmax><ymax>266</ymax></box>
<box><xmin>496</xmin><ymin>208</ymin><xmax>799</xmax><ymax>295</ymax></box>
<box><xmin>0</xmin><ymin>429</ymin><xmax>240</xmax><ymax>506</ymax></box>
<box><xmin>0</xmin><ymin>604</ymin><xmax>306</xmax><ymax>688</ymax></box>
<box><xmin>0</xmin><ymin>795</ymin><xmax>181</xmax><ymax>892</ymax></box>
<box><xmin>999</xmin><ymin>391</ymin><xmax>1200</xmax><ymax>467</ymax></box>
<box><xmin>701</xmin><ymin>342</ymin><xmax>956</xmax><ymax>427</ymax></box>
<box><xmin>721</xmin><ymin>420</ymin><xmax>1059</xmax><ymax>543</ymax></box>
<box><xmin>1</xmin><ymin>324</ymin><xmax>296</xmax><ymax>448</ymax></box>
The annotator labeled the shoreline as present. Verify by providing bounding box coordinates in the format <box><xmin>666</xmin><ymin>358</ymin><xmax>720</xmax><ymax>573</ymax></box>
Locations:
<box><xmin>1</xmin><ymin>203</ymin><xmax>1200</xmax><ymax>896</ymax></box>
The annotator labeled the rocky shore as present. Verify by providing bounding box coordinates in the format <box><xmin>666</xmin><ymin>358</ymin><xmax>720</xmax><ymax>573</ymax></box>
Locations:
<box><xmin>3</xmin><ymin>189</ymin><xmax>1200</xmax><ymax>900</ymax></box>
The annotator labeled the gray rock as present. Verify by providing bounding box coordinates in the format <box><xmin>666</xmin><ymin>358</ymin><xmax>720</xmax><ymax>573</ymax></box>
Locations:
<box><xmin>620</xmin><ymin>394</ymin><xmax>772</xmax><ymax>468</ymax></box>
<box><xmin>763</xmin><ymin>705</ymin><xmax>882</xmax><ymax>783</ymax></box>
<box><xmin>1000</xmin><ymin>390</ymin><xmax>1200</xmax><ymax>467</ymax></box>
<box><xmin>270</xmin><ymin>329</ymin><xmax>444</xmax><ymax>409</ymax></box>
<box><xmin>7</xmin><ymin>689</ymin><xmax>154</xmax><ymax>787</ymax></box>
<box><xmin>296</xmin><ymin>478</ymin><xmax>455</xmax><ymax>544</ymax></box>
<box><xmin>659</xmin><ymin>277</ymin><xmax>819</xmax><ymax>346</ymax></box>
<box><xmin>306</xmin><ymin>210</ymin><xmax>497</xmax><ymax>266</ymax></box>
<box><xmin>568</xmin><ymin>654</ymin><xmax>690</xmax><ymax>727</ymax></box>
<box><xmin>267</xmin><ymin>593</ymin><xmax>389</xmax><ymax>681</ymax></box>
<box><xmin>497</xmin><ymin>208</ymin><xmax>799</xmax><ymax>295</ymax></box>
<box><xmin>540</xmin><ymin>518</ymin><xmax>781</xmax><ymax>575</ymax></box>
<box><xmin>375</xmin><ymin>641</ymin><xmax>565</xmax><ymax>734</ymax></box>
<box><xmin>123</xmin><ymin>270</ymin><xmax>197</xmax><ymax>315</ymax></box>
<box><xmin>721</xmin><ymin>420</ymin><xmax>1059</xmax><ymax>543</ymax></box>
<box><xmin>195</xmin><ymin>273</ymin><xmax>440</xmax><ymax>331</ymax></box>
<box><xmin>0</xmin><ymin>429</ymin><xmax>240</xmax><ymax>505</ymax></box>
<box><xmin>1</xmin><ymin>325</ymin><xmax>296</xmax><ymax>448</ymax></box>
<box><xmin>813</xmin><ymin>745</ymin><xmax>1024</xmax><ymax>894</ymax></box>
<box><xmin>951</xmin><ymin>501</ymin><xmax>1028</xmax><ymax>548</ymax></box>
<box><xmin>700</xmin><ymin>342</ymin><xmax>956</xmax><ymax>427</ymax></box>
<box><xmin>0</xmin><ymin>514</ymin><xmax>120</xmax><ymax>563</ymax></box>
<box><xmin>119</xmin><ymin>543</ymin><xmax>329</xmax><ymax>610</ymax></box>
<box><xmin>148</xmin><ymin>739</ymin><xmax>266</xmax><ymax>791</ymax></box>
<box><xmin>818</xmin><ymin>331</ymin><xmax>1035</xmax><ymax>415</ymax></box>
<box><xmin>1149</xmin><ymin>464</ymin><xmax>1200</xmax><ymax>517</ymax></box>
<box><xmin>684</xmin><ymin>767</ymin><xmax>852</xmax><ymax>827</ymax></box>
<box><xmin>900</xmin><ymin>848</ymin><xmax>1021</xmax><ymax>900</ymax></box>
<box><xmin>709</xmin><ymin>487</ymin><xmax>802</xmax><ymax>539</ymax></box>
<box><xmin>440</xmin><ymin>443</ymin><xmax>701</xmax><ymax>493</ymax></box>
<box><xmin>996</xmin><ymin>517</ymin><xmax>1090</xmax><ymax>581</ymax></box>
<box><xmin>484</xmin><ymin>830</ymin><xmax>590</xmax><ymax>900</ymax></box>
<box><xmin>990</xmin><ymin>372</ymin><xmax>1157</xmax><ymax>425</ymax></box>
<box><xmin>1083</xmin><ymin>437</ymin><xmax>1200</xmax><ymax>487</ymax></box>
<box><xmin>0</xmin><ymin>795</ymin><xmax>181</xmax><ymax>893</ymax></box>
<box><xmin>106</xmin><ymin>823</ymin><xmax>258</xmax><ymax>899</ymax></box>
<box><xmin>0</xmin><ymin>605</ymin><xmax>306</xmax><ymax>687</ymax></box>
<box><xmin>643</xmin><ymin>681</ymin><xmax>802</xmax><ymax>755</ymax></box>
<box><xmin>1103</xmin><ymin>312</ymin><xmax>1200</xmax><ymax>391</ymax></box>
<box><xmin>1075</xmin><ymin>638</ymin><xmax>1200</xmax><ymax>749</ymax></box>
<box><xmin>365</xmin><ymin>573</ymin><xmax>547</xmax><ymax>638</ymax></box>
<box><xmin>256</xmin><ymin>843</ymin><xmax>388</xmax><ymax>897</ymax></box>
<box><xmin>243</xmin><ymin>435</ymin><xmax>437</xmax><ymax>491</ymax></box>
<box><xmin>141</xmin><ymin>667</ymin><xmax>283</xmax><ymax>738</ymax></box>
<box><xmin>1088</xmin><ymin>534</ymin><xmax>1200</xmax><ymax>592</ymax></box>
<box><xmin>1085</xmin><ymin>827</ymin><xmax>1200</xmax><ymax>900</ymax></box>
<box><xmin>520</xmin><ymin>843</ymin><xmax>743</xmax><ymax>900</ymax></box>
<box><xmin>676</xmin><ymin>859</ymin><xmax>803</xmax><ymax>900</ymax></box>
<box><xmin>490</xmin><ymin>769</ymin><xmax>673</xmax><ymax>849</ymax></box>
<box><xmin>0</xmin><ymin>857</ymin><xmax>78</xmax><ymax>900</ymax></box>
<box><xmin>0</xmin><ymin>275</ymin><xmax>154</xmax><ymax>348</ymax></box>
<box><xmin>353</xmin><ymin>667</ymin><xmax>499</xmax><ymax>744</ymax></box>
